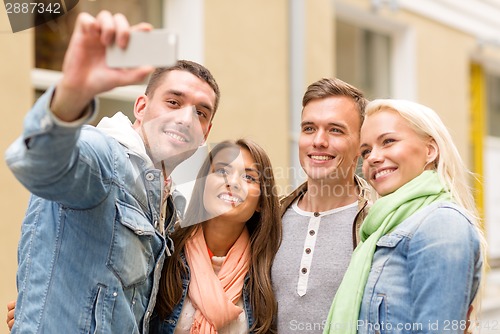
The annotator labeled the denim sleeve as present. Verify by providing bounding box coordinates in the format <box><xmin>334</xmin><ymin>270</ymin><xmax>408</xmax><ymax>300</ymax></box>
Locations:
<box><xmin>408</xmin><ymin>206</ymin><xmax>481</xmax><ymax>331</ymax></box>
<box><xmin>4</xmin><ymin>87</ymin><xmax>112</xmax><ymax>209</ymax></box>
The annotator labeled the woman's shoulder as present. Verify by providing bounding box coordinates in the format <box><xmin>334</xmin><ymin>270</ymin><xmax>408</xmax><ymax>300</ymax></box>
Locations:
<box><xmin>410</xmin><ymin>202</ymin><xmax>479</xmax><ymax>243</ymax></box>
<box><xmin>420</xmin><ymin>201</ymin><xmax>472</xmax><ymax>225</ymax></box>
<box><xmin>403</xmin><ymin>201</ymin><xmax>471</xmax><ymax>224</ymax></box>
<box><xmin>393</xmin><ymin>202</ymin><xmax>475</xmax><ymax>238</ymax></box>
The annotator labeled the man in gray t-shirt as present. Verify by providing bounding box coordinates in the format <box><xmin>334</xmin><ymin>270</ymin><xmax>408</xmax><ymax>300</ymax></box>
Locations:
<box><xmin>272</xmin><ymin>78</ymin><xmax>371</xmax><ymax>333</ymax></box>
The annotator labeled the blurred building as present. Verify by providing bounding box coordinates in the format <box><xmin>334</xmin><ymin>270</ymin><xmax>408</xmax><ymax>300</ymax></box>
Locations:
<box><xmin>1</xmin><ymin>0</ymin><xmax>499</xmax><ymax>331</ymax></box>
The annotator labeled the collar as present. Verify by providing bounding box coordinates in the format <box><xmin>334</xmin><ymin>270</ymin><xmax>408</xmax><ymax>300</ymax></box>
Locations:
<box><xmin>96</xmin><ymin>112</ymin><xmax>153</xmax><ymax>166</ymax></box>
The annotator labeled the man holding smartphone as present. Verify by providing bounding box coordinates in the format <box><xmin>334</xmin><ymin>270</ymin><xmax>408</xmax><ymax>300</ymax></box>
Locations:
<box><xmin>5</xmin><ymin>10</ymin><xmax>219</xmax><ymax>333</ymax></box>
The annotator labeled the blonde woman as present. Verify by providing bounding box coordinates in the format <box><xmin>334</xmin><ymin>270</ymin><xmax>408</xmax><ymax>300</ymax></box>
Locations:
<box><xmin>324</xmin><ymin>99</ymin><xmax>485</xmax><ymax>334</ymax></box>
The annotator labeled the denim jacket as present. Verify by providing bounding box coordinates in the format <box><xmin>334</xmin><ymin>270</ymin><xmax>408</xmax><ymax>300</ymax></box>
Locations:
<box><xmin>358</xmin><ymin>202</ymin><xmax>482</xmax><ymax>334</ymax></box>
<box><xmin>149</xmin><ymin>253</ymin><xmax>255</xmax><ymax>333</ymax></box>
<box><xmin>5</xmin><ymin>88</ymin><xmax>176</xmax><ymax>334</ymax></box>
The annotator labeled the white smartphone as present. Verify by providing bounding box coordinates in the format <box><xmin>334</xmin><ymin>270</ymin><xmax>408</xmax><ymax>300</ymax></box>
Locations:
<box><xmin>106</xmin><ymin>30</ymin><xmax>178</xmax><ymax>68</ymax></box>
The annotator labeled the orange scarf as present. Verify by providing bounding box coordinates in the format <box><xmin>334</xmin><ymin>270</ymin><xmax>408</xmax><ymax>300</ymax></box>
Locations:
<box><xmin>185</xmin><ymin>227</ymin><xmax>251</xmax><ymax>334</ymax></box>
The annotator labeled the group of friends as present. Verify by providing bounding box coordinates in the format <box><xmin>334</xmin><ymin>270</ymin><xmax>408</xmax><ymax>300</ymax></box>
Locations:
<box><xmin>5</xmin><ymin>10</ymin><xmax>485</xmax><ymax>334</ymax></box>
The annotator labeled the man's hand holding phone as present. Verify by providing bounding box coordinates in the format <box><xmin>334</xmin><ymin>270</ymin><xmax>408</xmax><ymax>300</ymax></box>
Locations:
<box><xmin>52</xmin><ymin>11</ymin><xmax>160</xmax><ymax>122</ymax></box>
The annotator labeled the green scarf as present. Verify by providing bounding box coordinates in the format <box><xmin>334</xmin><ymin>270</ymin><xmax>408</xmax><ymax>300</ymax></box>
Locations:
<box><xmin>323</xmin><ymin>171</ymin><xmax>451</xmax><ymax>334</ymax></box>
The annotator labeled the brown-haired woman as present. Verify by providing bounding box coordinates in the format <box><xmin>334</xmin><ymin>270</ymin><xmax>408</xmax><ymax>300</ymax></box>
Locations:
<box><xmin>150</xmin><ymin>139</ymin><xmax>282</xmax><ymax>334</ymax></box>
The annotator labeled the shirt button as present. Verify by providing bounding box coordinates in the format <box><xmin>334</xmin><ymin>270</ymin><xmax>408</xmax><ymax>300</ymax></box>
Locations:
<box><xmin>309</xmin><ymin>230</ymin><xmax>315</xmax><ymax>236</ymax></box>
<box><xmin>314</xmin><ymin>212</ymin><xmax>320</xmax><ymax>217</ymax></box>
<box><xmin>146</xmin><ymin>173</ymin><xmax>154</xmax><ymax>181</ymax></box>
<box><xmin>113</xmin><ymin>292</ymin><xmax>117</xmax><ymax>297</ymax></box>
<box><xmin>305</xmin><ymin>248</ymin><xmax>311</xmax><ymax>254</ymax></box>
<box><xmin>301</xmin><ymin>268</ymin><xmax>307</xmax><ymax>274</ymax></box>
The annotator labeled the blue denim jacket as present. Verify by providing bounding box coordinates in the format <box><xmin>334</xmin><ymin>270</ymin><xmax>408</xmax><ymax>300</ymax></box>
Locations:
<box><xmin>357</xmin><ymin>202</ymin><xmax>482</xmax><ymax>334</ymax></box>
<box><xmin>5</xmin><ymin>88</ymin><xmax>176</xmax><ymax>334</ymax></box>
<box><xmin>149</xmin><ymin>253</ymin><xmax>255</xmax><ymax>333</ymax></box>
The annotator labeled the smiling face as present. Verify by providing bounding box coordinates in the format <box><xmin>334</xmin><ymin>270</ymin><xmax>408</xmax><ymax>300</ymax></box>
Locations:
<box><xmin>298</xmin><ymin>96</ymin><xmax>361</xmax><ymax>183</ymax></box>
<box><xmin>202</xmin><ymin>147</ymin><xmax>261</xmax><ymax>225</ymax></box>
<box><xmin>360</xmin><ymin>109</ymin><xmax>437</xmax><ymax>196</ymax></box>
<box><xmin>134</xmin><ymin>70</ymin><xmax>216</xmax><ymax>172</ymax></box>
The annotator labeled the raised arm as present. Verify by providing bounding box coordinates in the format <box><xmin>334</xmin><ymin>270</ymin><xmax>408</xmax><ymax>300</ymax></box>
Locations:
<box><xmin>5</xmin><ymin>11</ymin><xmax>155</xmax><ymax>206</ymax></box>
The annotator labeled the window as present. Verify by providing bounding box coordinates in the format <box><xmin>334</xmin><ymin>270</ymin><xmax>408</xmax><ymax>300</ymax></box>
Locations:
<box><xmin>336</xmin><ymin>18</ymin><xmax>392</xmax><ymax>100</ymax></box>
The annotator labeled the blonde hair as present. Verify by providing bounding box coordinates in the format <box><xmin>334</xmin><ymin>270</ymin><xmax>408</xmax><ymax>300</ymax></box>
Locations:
<box><xmin>365</xmin><ymin>99</ymin><xmax>487</xmax><ymax>326</ymax></box>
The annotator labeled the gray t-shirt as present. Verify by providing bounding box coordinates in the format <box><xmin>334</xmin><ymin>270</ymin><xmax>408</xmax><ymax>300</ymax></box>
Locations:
<box><xmin>272</xmin><ymin>199</ymin><xmax>358</xmax><ymax>333</ymax></box>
